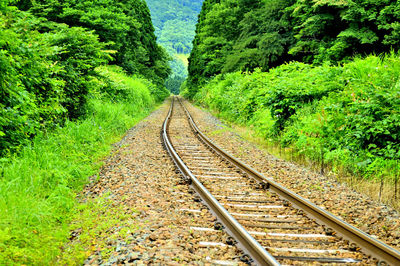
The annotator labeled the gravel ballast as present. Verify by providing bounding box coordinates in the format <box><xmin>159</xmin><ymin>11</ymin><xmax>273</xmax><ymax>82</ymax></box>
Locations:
<box><xmin>81</xmin><ymin>100</ymin><xmax>245</xmax><ymax>265</ymax></box>
<box><xmin>80</xmin><ymin>97</ymin><xmax>399</xmax><ymax>265</ymax></box>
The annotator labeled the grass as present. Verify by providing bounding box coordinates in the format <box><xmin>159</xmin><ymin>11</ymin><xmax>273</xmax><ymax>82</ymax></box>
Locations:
<box><xmin>57</xmin><ymin>195</ymin><xmax>140</xmax><ymax>264</ymax></box>
<box><xmin>0</xmin><ymin>66</ymin><xmax>165</xmax><ymax>264</ymax></box>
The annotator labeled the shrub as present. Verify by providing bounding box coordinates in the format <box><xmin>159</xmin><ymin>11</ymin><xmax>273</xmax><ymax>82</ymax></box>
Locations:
<box><xmin>195</xmin><ymin>53</ymin><xmax>400</xmax><ymax>178</ymax></box>
<box><xmin>0</xmin><ymin>8</ymin><xmax>107</xmax><ymax>156</ymax></box>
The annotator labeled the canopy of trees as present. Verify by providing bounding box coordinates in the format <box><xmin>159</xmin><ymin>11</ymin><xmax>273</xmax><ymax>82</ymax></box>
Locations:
<box><xmin>187</xmin><ymin>0</ymin><xmax>400</xmax><ymax>98</ymax></box>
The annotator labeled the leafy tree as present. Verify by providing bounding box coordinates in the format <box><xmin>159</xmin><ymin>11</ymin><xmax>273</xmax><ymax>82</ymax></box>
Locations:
<box><xmin>224</xmin><ymin>0</ymin><xmax>295</xmax><ymax>73</ymax></box>
<box><xmin>187</xmin><ymin>0</ymin><xmax>242</xmax><ymax>97</ymax></box>
<box><xmin>0</xmin><ymin>8</ymin><xmax>107</xmax><ymax>154</ymax></box>
<box><xmin>187</xmin><ymin>0</ymin><xmax>400</xmax><ymax>97</ymax></box>
<box><xmin>165</xmin><ymin>75</ymin><xmax>186</xmax><ymax>95</ymax></box>
<box><xmin>23</xmin><ymin>0</ymin><xmax>171</xmax><ymax>86</ymax></box>
<box><xmin>288</xmin><ymin>0</ymin><xmax>400</xmax><ymax>63</ymax></box>
<box><xmin>187</xmin><ymin>0</ymin><xmax>293</xmax><ymax>97</ymax></box>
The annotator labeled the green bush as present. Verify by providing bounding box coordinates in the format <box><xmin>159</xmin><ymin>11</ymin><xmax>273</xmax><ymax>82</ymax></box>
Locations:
<box><xmin>0</xmin><ymin>9</ymin><xmax>63</xmax><ymax>155</ymax></box>
<box><xmin>283</xmin><ymin>54</ymin><xmax>400</xmax><ymax>176</ymax></box>
<box><xmin>195</xmin><ymin>53</ymin><xmax>400</xmax><ymax>178</ymax></box>
<box><xmin>0</xmin><ymin>8</ymin><xmax>107</xmax><ymax>156</ymax></box>
<box><xmin>94</xmin><ymin>65</ymin><xmax>170</xmax><ymax>103</ymax></box>
<box><xmin>49</xmin><ymin>24</ymin><xmax>108</xmax><ymax>119</ymax></box>
<box><xmin>26</xmin><ymin>0</ymin><xmax>171</xmax><ymax>87</ymax></box>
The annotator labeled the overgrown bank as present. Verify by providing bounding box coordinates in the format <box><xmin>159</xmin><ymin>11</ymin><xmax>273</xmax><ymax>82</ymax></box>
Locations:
<box><xmin>0</xmin><ymin>1</ymin><xmax>170</xmax><ymax>156</ymax></box>
<box><xmin>187</xmin><ymin>54</ymin><xmax>400</xmax><ymax>204</ymax></box>
<box><xmin>0</xmin><ymin>65</ymin><xmax>168</xmax><ymax>264</ymax></box>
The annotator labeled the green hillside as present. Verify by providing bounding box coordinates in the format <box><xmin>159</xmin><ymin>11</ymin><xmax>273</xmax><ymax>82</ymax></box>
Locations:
<box><xmin>146</xmin><ymin>0</ymin><xmax>203</xmax><ymax>54</ymax></box>
<box><xmin>146</xmin><ymin>0</ymin><xmax>204</xmax><ymax>94</ymax></box>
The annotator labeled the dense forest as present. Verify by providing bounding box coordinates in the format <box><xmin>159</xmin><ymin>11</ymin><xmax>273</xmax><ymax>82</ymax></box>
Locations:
<box><xmin>0</xmin><ymin>0</ymin><xmax>169</xmax><ymax>263</ymax></box>
<box><xmin>187</xmin><ymin>0</ymin><xmax>400</xmax><ymax>96</ymax></box>
<box><xmin>146</xmin><ymin>0</ymin><xmax>203</xmax><ymax>94</ymax></box>
<box><xmin>186</xmin><ymin>0</ymin><xmax>400</xmax><ymax>200</ymax></box>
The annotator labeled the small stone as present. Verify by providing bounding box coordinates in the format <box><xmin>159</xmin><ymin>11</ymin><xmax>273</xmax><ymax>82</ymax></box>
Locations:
<box><xmin>149</xmin><ymin>233</ymin><xmax>158</xmax><ymax>241</ymax></box>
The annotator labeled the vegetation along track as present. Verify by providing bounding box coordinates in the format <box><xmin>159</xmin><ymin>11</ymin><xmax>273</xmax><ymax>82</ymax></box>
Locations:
<box><xmin>161</xmin><ymin>97</ymin><xmax>400</xmax><ymax>265</ymax></box>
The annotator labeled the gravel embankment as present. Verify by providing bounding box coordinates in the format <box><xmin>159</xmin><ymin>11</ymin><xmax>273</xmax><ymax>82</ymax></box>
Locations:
<box><xmin>185</xmin><ymin>100</ymin><xmax>400</xmax><ymax>252</ymax></box>
<box><xmin>82</xmin><ymin>100</ymin><xmax>245</xmax><ymax>265</ymax></box>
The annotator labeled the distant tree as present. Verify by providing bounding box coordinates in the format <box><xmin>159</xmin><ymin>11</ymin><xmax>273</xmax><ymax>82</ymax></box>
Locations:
<box><xmin>165</xmin><ymin>75</ymin><xmax>186</xmax><ymax>95</ymax></box>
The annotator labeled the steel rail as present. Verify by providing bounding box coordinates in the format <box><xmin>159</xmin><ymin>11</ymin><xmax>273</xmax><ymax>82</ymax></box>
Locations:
<box><xmin>177</xmin><ymin>97</ymin><xmax>400</xmax><ymax>265</ymax></box>
<box><xmin>162</xmin><ymin>97</ymin><xmax>280</xmax><ymax>266</ymax></box>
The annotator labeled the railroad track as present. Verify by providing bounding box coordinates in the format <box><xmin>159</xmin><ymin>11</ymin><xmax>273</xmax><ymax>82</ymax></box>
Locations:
<box><xmin>162</xmin><ymin>97</ymin><xmax>400</xmax><ymax>265</ymax></box>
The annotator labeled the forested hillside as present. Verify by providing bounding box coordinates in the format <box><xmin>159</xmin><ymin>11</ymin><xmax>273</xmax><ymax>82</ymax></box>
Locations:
<box><xmin>146</xmin><ymin>0</ymin><xmax>203</xmax><ymax>94</ymax></box>
<box><xmin>146</xmin><ymin>0</ymin><xmax>203</xmax><ymax>54</ymax></box>
<box><xmin>1</xmin><ymin>0</ymin><xmax>169</xmax><ymax>263</ymax></box>
<box><xmin>186</xmin><ymin>0</ymin><xmax>400</xmax><ymax>203</ymax></box>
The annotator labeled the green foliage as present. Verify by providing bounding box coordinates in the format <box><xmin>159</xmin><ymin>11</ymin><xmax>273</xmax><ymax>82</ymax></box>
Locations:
<box><xmin>187</xmin><ymin>0</ymin><xmax>295</xmax><ymax>98</ymax></box>
<box><xmin>95</xmin><ymin>65</ymin><xmax>169</xmax><ymax>104</ymax></box>
<box><xmin>187</xmin><ymin>0</ymin><xmax>400</xmax><ymax>97</ymax></box>
<box><xmin>283</xmin><ymin>54</ymin><xmax>400</xmax><ymax>172</ymax></box>
<box><xmin>0</xmin><ymin>8</ymin><xmax>106</xmax><ymax>155</ymax></box>
<box><xmin>25</xmin><ymin>0</ymin><xmax>171</xmax><ymax>86</ymax></box>
<box><xmin>289</xmin><ymin>0</ymin><xmax>400</xmax><ymax>63</ymax></box>
<box><xmin>166</xmin><ymin>75</ymin><xmax>186</xmax><ymax>95</ymax></box>
<box><xmin>49</xmin><ymin>24</ymin><xmax>109</xmax><ymax>119</ymax></box>
<box><xmin>1</xmin><ymin>0</ymin><xmax>170</xmax><ymax>155</ymax></box>
<box><xmin>0</xmin><ymin>66</ymin><xmax>161</xmax><ymax>264</ymax></box>
<box><xmin>164</xmin><ymin>54</ymin><xmax>188</xmax><ymax>94</ymax></box>
<box><xmin>195</xmin><ymin>53</ymin><xmax>400</xmax><ymax>178</ymax></box>
<box><xmin>146</xmin><ymin>0</ymin><xmax>203</xmax><ymax>55</ymax></box>
<box><xmin>224</xmin><ymin>0</ymin><xmax>295</xmax><ymax>73</ymax></box>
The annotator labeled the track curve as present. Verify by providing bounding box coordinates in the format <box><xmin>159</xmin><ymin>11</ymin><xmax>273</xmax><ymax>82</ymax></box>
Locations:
<box><xmin>162</xmin><ymin>97</ymin><xmax>400</xmax><ymax>265</ymax></box>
